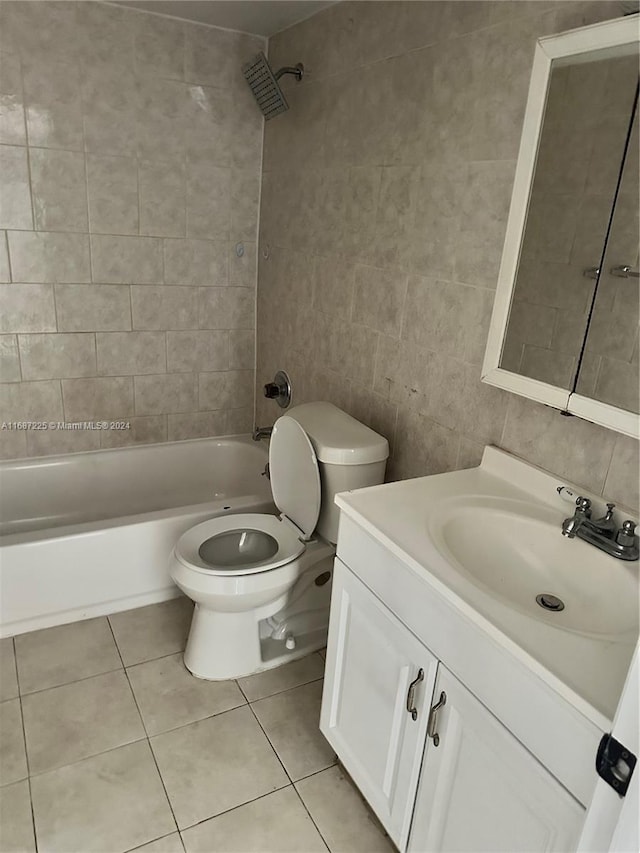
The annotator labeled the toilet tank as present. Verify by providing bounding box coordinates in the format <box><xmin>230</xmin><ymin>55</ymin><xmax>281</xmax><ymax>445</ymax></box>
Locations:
<box><xmin>286</xmin><ymin>402</ymin><xmax>389</xmax><ymax>544</ymax></box>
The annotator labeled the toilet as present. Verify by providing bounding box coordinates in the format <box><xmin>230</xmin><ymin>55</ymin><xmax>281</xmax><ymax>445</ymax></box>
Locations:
<box><xmin>170</xmin><ymin>402</ymin><xmax>389</xmax><ymax>680</ymax></box>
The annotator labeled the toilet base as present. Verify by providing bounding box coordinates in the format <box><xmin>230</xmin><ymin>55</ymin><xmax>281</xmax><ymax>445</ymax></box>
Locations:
<box><xmin>184</xmin><ymin>605</ymin><xmax>263</xmax><ymax>680</ymax></box>
<box><xmin>180</xmin><ymin>541</ymin><xmax>335</xmax><ymax>680</ymax></box>
<box><xmin>184</xmin><ymin>606</ymin><xmax>328</xmax><ymax>680</ymax></box>
<box><xmin>183</xmin><ymin>553</ymin><xmax>334</xmax><ymax>680</ymax></box>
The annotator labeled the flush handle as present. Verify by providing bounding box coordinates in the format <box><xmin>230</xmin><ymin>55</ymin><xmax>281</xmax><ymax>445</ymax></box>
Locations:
<box><xmin>427</xmin><ymin>691</ymin><xmax>447</xmax><ymax>746</ymax></box>
<box><xmin>406</xmin><ymin>668</ymin><xmax>424</xmax><ymax>721</ymax></box>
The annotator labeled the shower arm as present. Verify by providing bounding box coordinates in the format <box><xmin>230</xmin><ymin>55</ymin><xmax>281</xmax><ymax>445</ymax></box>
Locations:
<box><xmin>274</xmin><ymin>63</ymin><xmax>304</xmax><ymax>82</ymax></box>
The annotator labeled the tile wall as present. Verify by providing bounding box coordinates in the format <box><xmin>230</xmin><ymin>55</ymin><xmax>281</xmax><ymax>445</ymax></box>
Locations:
<box><xmin>0</xmin><ymin>1</ymin><xmax>263</xmax><ymax>459</ymax></box>
<box><xmin>257</xmin><ymin>0</ymin><xmax>639</xmax><ymax>511</ymax></box>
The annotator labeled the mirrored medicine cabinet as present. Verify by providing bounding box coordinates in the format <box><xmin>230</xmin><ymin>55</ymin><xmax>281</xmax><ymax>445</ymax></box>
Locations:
<box><xmin>482</xmin><ymin>15</ymin><xmax>639</xmax><ymax>439</ymax></box>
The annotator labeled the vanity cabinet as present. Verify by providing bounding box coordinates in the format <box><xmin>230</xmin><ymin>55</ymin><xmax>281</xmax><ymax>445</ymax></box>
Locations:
<box><xmin>321</xmin><ymin>558</ymin><xmax>585</xmax><ymax>853</ymax></box>
<box><xmin>320</xmin><ymin>560</ymin><xmax>438</xmax><ymax>848</ymax></box>
<box><xmin>408</xmin><ymin>666</ymin><xmax>584</xmax><ymax>853</ymax></box>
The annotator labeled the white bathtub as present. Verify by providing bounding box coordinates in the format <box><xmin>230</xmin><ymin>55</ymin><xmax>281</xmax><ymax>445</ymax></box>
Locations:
<box><xmin>0</xmin><ymin>437</ymin><xmax>273</xmax><ymax>637</ymax></box>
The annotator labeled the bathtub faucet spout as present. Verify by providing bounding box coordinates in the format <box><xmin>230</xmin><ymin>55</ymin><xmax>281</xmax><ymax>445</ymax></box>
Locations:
<box><xmin>252</xmin><ymin>426</ymin><xmax>273</xmax><ymax>441</ymax></box>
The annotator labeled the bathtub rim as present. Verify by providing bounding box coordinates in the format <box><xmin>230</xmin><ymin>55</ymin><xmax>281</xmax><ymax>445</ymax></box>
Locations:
<box><xmin>0</xmin><ymin>430</ymin><xmax>264</xmax><ymax>469</ymax></box>
<box><xmin>0</xmin><ymin>431</ymin><xmax>270</xmax><ymax>537</ymax></box>
<box><xmin>0</xmin><ymin>493</ymin><xmax>277</xmax><ymax>547</ymax></box>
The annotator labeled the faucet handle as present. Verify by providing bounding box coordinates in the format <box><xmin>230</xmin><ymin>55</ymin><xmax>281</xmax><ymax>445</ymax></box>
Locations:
<box><xmin>597</xmin><ymin>502</ymin><xmax>616</xmax><ymax>522</ymax></box>
<box><xmin>616</xmin><ymin>520</ymin><xmax>638</xmax><ymax>549</ymax></box>
<box><xmin>575</xmin><ymin>496</ymin><xmax>591</xmax><ymax>515</ymax></box>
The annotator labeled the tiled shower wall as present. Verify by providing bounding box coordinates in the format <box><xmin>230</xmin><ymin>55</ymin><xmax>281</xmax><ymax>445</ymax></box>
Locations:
<box><xmin>257</xmin><ymin>0</ymin><xmax>639</xmax><ymax>511</ymax></box>
<box><xmin>0</xmin><ymin>1</ymin><xmax>263</xmax><ymax>459</ymax></box>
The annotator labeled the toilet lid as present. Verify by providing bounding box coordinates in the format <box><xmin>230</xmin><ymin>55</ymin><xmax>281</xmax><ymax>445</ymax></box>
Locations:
<box><xmin>269</xmin><ymin>415</ymin><xmax>321</xmax><ymax>540</ymax></box>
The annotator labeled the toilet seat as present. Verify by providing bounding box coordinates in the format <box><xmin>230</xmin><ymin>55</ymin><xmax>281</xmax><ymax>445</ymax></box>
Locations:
<box><xmin>175</xmin><ymin>513</ymin><xmax>306</xmax><ymax>577</ymax></box>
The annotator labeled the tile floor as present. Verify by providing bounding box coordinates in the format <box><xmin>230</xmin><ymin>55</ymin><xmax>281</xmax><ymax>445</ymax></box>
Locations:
<box><xmin>0</xmin><ymin>597</ymin><xmax>395</xmax><ymax>853</ymax></box>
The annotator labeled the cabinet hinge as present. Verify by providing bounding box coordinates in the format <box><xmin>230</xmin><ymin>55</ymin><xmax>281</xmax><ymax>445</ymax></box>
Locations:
<box><xmin>596</xmin><ymin>733</ymin><xmax>636</xmax><ymax>797</ymax></box>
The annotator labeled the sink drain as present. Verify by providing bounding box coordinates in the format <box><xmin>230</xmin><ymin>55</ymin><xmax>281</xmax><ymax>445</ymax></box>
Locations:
<box><xmin>536</xmin><ymin>593</ymin><xmax>565</xmax><ymax>612</ymax></box>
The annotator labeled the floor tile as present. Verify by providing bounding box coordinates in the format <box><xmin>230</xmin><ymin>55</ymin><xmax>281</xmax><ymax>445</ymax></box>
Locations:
<box><xmin>14</xmin><ymin>617</ymin><xmax>122</xmax><ymax>694</ymax></box>
<box><xmin>296</xmin><ymin>766</ymin><xmax>395</xmax><ymax>853</ymax></box>
<box><xmin>151</xmin><ymin>705</ymin><xmax>288</xmax><ymax>830</ymax></box>
<box><xmin>127</xmin><ymin>652</ymin><xmax>245</xmax><ymax>736</ymax></box>
<box><xmin>31</xmin><ymin>741</ymin><xmax>175</xmax><ymax>853</ymax></box>
<box><xmin>0</xmin><ymin>780</ymin><xmax>36</xmax><ymax>853</ymax></box>
<box><xmin>109</xmin><ymin>598</ymin><xmax>193</xmax><ymax>667</ymax></box>
<box><xmin>128</xmin><ymin>833</ymin><xmax>184</xmax><ymax>853</ymax></box>
<box><xmin>0</xmin><ymin>698</ymin><xmax>27</xmax><ymax>786</ymax></box>
<box><xmin>181</xmin><ymin>786</ymin><xmax>327</xmax><ymax>853</ymax></box>
<box><xmin>0</xmin><ymin>639</ymin><xmax>18</xmax><ymax>702</ymax></box>
<box><xmin>238</xmin><ymin>652</ymin><xmax>325</xmax><ymax>702</ymax></box>
<box><xmin>22</xmin><ymin>670</ymin><xmax>145</xmax><ymax>775</ymax></box>
<box><xmin>252</xmin><ymin>680</ymin><xmax>336</xmax><ymax>781</ymax></box>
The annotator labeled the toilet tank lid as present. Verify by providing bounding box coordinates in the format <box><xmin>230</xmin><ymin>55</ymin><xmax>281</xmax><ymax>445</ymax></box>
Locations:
<box><xmin>286</xmin><ymin>402</ymin><xmax>389</xmax><ymax>465</ymax></box>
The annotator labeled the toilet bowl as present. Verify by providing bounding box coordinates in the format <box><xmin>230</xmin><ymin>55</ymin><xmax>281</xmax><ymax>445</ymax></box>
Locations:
<box><xmin>170</xmin><ymin>402</ymin><xmax>388</xmax><ymax>680</ymax></box>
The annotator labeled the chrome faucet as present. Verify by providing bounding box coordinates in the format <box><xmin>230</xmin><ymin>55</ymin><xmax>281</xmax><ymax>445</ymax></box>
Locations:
<box><xmin>561</xmin><ymin>496</ymin><xmax>591</xmax><ymax>537</ymax></box>
<box><xmin>252</xmin><ymin>426</ymin><xmax>273</xmax><ymax>441</ymax></box>
<box><xmin>562</xmin><ymin>496</ymin><xmax>639</xmax><ymax>561</ymax></box>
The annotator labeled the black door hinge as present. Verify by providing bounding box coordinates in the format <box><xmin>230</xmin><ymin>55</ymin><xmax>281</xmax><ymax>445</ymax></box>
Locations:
<box><xmin>596</xmin><ymin>733</ymin><xmax>637</xmax><ymax>797</ymax></box>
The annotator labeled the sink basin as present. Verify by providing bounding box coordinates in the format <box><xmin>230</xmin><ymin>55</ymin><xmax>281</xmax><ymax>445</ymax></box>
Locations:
<box><xmin>428</xmin><ymin>496</ymin><xmax>639</xmax><ymax>638</ymax></box>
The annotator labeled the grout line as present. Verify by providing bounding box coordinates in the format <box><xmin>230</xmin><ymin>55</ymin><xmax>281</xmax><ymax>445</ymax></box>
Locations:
<box><xmin>246</xmin><ymin>699</ymin><xmax>293</xmax><ymax>783</ymax></box>
<box><xmin>11</xmin><ymin>641</ymin><xmax>39</xmax><ymax>851</ymax></box>
<box><xmin>125</xmin><ymin>831</ymin><xmax>185</xmax><ymax>853</ymax></box>
<box><xmin>252</xmin><ymin>92</ymin><xmax>265</xmax><ymax>429</ymax></box>
<box><xmin>106</xmin><ymin>617</ymin><xmax>181</xmax><ymax>836</ymax></box>
<box><xmin>239</xmin><ymin>672</ymin><xmax>325</xmax><ymax>706</ymax></box>
<box><xmin>234</xmin><ymin>676</ymin><xmax>250</xmax><ymax>705</ymax></box>
<box><xmin>20</xmin><ymin>57</ymin><xmax>36</xmax><ymax>236</ymax></box>
<box><xmin>14</xmin><ymin>331</ymin><xmax>24</xmax><ymax>383</ymax></box>
<box><xmin>16</xmin><ymin>662</ymin><xmax>124</xmax><ymax>698</ymax></box>
<box><xmin>599</xmin><ymin>429</ymin><xmax>619</xmax><ymax>499</ymax></box>
<box><xmin>244</xmin><ymin>677</ymin><xmax>337</xmax><ymax>823</ymax></box>
<box><xmin>22</xmin><ymin>733</ymin><xmax>150</xmax><ymax>783</ymax></box>
<box><xmin>177</xmin><ymin>780</ymin><xmax>292</xmax><ymax>835</ymax></box>
<box><xmin>3</xmin><ymin>229</ymin><xmax>14</xmax><ymax>283</ymax></box>
<box><xmin>248</xmin><ymin>675</ymin><xmax>325</xmax><ymax>707</ymax></box>
<box><xmin>291</xmin><ymin>781</ymin><xmax>332</xmax><ymax>853</ymax></box>
<box><xmin>136</xmin><ymin>158</ymin><xmax>141</xmax><ymax>239</ymax></box>
<box><xmin>293</xmin><ymin>762</ymin><xmax>338</xmax><ymax>786</ymax></box>
<box><xmin>497</xmin><ymin>393</ymin><xmax>512</xmax><ymax>449</ymax></box>
<box><xmin>127</xmin><ymin>283</ymin><xmax>134</xmax><ymax>332</ymax></box>
<box><xmin>82</xmin><ymin>146</ymin><xmax>92</xmax><ymax>240</ymax></box>
<box><xmin>141</xmin><ymin>703</ymin><xmax>249</xmax><ymax>741</ymax></box>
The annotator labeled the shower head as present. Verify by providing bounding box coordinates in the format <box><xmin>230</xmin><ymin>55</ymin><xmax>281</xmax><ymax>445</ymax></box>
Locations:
<box><xmin>243</xmin><ymin>52</ymin><xmax>304</xmax><ymax>121</ymax></box>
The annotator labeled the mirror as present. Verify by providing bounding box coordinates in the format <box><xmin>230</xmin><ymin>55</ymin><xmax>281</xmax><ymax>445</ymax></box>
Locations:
<box><xmin>482</xmin><ymin>16</ymin><xmax>639</xmax><ymax>439</ymax></box>
<box><xmin>574</xmin><ymin>104</ymin><xmax>639</xmax><ymax>413</ymax></box>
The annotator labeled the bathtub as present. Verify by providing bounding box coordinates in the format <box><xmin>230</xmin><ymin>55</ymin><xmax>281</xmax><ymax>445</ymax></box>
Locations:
<box><xmin>0</xmin><ymin>437</ymin><xmax>273</xmax><ymax>638</ymax></box>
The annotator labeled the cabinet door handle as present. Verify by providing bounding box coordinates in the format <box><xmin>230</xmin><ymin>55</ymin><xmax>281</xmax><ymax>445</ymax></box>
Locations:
<box><xmin>427</xmin><ymin>691</ymin><xmax>447</xmax><ymax>746</ymax></box>
<box><xmin>406</xmin><ymin>668</ymin><xmax>424</xmax><ymax>721</ymax></box>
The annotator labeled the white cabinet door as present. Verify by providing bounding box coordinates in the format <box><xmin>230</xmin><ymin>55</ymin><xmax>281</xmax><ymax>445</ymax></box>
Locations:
<box><xmin>320</xmin><ymin>559</ymin><xmax>438</xmax><ymax>849</ymax></box>
<box><xmin>408</xmin><ymin>666</ymin><xmax>585</xmax><ymax>853</ymax></box>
